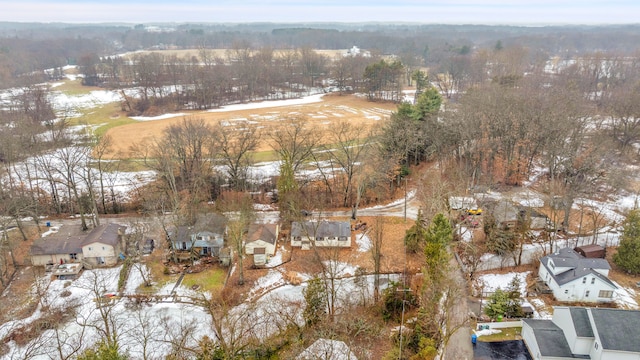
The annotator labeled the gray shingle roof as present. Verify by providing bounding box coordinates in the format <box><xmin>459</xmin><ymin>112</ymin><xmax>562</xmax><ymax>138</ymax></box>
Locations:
<box><xmin>291</xmin><ymin>221</ymin><xmax>351</xmax><ymax>239</ymax></box>
<box><xmin>569</xmin><ymin>307</ymin><xmax>594</xmax><ymax>338</ymax></box>
<box><xmin>523</xmin><ymin>319</ymin><xmax>576</xmax><ymax>358</ymax></box>
<box><xmin>81</xmin><ymin>223</ymin><xmax>125</xmax><ymax>247</ymax></box>
<box><xmin>247</xmin><ymin>224</ymin><xmax>277</xmax><ymax>245</ymax></box>
<box><xmin>30</xmin><ymin>223</ymin><xmax>126</xmax><ymax>256</ymax></box>
<box><xmin>590</xmin><ymin>308</ymin><xmax>640</xmax><ymax>352</ymax></box>
<box><xmin>30</xmin><ymin>235</ymin><xmax>84</xmax><ymax>255</ymax></box>
<box><xmin>541</xmin><ymin>248</ymin><xmax>617</xmax><ymax>289</ymax></box>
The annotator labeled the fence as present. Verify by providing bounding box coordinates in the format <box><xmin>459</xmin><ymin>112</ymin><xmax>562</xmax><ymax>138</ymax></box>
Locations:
<box><xmin>476</xmin><ymin>320</ymin><xmax>522</xmax><ymax>330</ymax></box>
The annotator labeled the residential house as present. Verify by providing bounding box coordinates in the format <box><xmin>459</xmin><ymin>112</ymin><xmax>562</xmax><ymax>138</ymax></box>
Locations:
<box><xmin>30</xmin><ymin>223</ymin><xmax>126</xmax><ymax>268</ymax></box>
<box><xmin>297</xmin><ymin>338</ymin><xmax>358</xmax><ymax>360</ymax></box>
<box><xmin>538</xmin><ymin>248</ymin><xmax>617</xmax><ymax>303</ymax></box>
<box><xmin>171</xmin><ymin>213</ymin><xmax>227</xmax><ymax>261</ymax></box>
<box><xmin>245</xmin><ymin>224</ymin><xmax>279</xmax><ymax>267</ymax></box>
<box><xmin>81</xmin><ymin>223</ymin><xmax>126</xmax><ymax>267</ymax></box>
<box><xmin>522</xmin><ymin>306</ymin><xmax>640</xmax><ymax>360</ymax></box>
<box><xmin>492</xmin><ymin>201</ymin><xmax>520</xmax><ymax>229</ymax></box>
<box><xmin>291</xmin><ymin>220</ymin><xmax>351</xmax><ymax>250</ymax></box>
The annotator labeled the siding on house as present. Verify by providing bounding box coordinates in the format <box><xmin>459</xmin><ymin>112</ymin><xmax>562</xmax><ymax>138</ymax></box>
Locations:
<box><xmin>291</xmin><ymin>220</ymin><xmax>351</xmax><ymax>249</ymax></box>
<box><xmin>538</xmin><ymin>248</ymin><xmax>617</xmax><ymax>303</ymax></box>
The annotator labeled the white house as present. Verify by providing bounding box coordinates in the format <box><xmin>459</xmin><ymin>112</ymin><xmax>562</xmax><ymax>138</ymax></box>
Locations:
<box><xmin>538</xmin><ymin>248</ymin><xmax>617</xmax><ymax>303</ymax></box>
<box><xmin>523</xmin><ymin>306</ymin><xmax>640</xmax><ymax>360</ymax></box>
<box><xmin>245</xmin><ymin>224</ymin><xmax>279</xmax><ymax>267</ymax></box>
<box><xmin>291</xmin><ymin>220</ymin><xmax>351</xmax><ymax>250</ymax></box>
<box><xmin>30</xmin><ymin>223</ymin><xmax>126</xmax><ymax>268</ymax></box>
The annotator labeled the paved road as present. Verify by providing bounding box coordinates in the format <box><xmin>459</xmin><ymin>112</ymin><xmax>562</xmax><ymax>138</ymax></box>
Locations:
<box><xmin>443</xmin><ymin>259</ymin><xmax>474</xmax><ymax>360</ymax></box>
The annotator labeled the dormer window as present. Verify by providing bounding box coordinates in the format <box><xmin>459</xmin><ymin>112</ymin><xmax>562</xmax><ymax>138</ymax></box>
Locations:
<box><xmin>550</xmin><ymin>261</ymin><xmax>555</xmax><ymax>270</ymax></box>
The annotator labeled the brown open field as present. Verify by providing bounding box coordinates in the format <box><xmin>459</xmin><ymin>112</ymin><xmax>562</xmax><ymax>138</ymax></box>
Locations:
<box><xmin>104</xmin><ymin>93</ymin><xmax>397</xmax><ymax>159</ymax></box>
<box><xmin>121</xmin><ymin>48</ymin><xmax>349</xmax><ymax>60</ymax></box>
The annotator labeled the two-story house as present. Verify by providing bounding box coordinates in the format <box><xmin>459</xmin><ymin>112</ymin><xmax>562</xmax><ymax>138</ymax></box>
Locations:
<box><xmin>523</xmin><ymin>306</ymin><xmax>640</xmax><ymax>360</ymax></box>
<box><xmin>170</xmin><ymin>213</ymin><xmax>227</xmax><ymax>261</ymax></box>
<box><xmin>538</xmin><ymin>248</ymin><xmax>617</xmax><ymax>303</ymax></box>
<box><xmin>291</xmin><ymin>220</ymin><xmax>351</xmax><ymax>250</ymax></box>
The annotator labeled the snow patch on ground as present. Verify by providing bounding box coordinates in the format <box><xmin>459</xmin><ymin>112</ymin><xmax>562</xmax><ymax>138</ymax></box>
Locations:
<box><xmin>207</xmin><ymin>94</ymin><xmax>324</xmax><ymax>113</ymax></box>
<box><xmin>131</xmin><ymin>113</ymin><xmax>187</xmax><ymax>121</ymax></box>
<box><xmin>479</xmin><ymin>271</ymin><xmax>530</xmax><ymax>297</ymax></box>
<box><xmin>356</xmin><ymin>233</ymin><xmax>372</xmax><ymax>252</ymax></box>
<box><xmin>613</xmin><ymin>281</ymin><xmax>639</xmax><ymax>309</ymax></box>
<box><xmin>475</xmin><ymin>328</ymin><xmax>502</xmax><ymax>337</ymax></box>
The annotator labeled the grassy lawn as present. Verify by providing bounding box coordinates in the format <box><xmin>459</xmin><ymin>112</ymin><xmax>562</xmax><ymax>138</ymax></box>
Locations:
<box><xmin>182</xmin><ymin>268</ymin><xmax>227</xmax><ymax>293</ymax></box>
<box><xmin>252</xmin><ymin>149</ymin><xmax>280</xmax><ymax>163</ymax></box>
<box><xmin>477</xmin><ymin>327</ymin><xmax>522</xmax><ymax>342</ymax></box>
<box><xmin>53</xmin><ymin>79</ymin><xmax>101</xmax><ymax>95</ymax></box>
<box><xmin>138</xmin><ymin>258</ymin><xmax>226</xmax><ymax>294</ymax></box>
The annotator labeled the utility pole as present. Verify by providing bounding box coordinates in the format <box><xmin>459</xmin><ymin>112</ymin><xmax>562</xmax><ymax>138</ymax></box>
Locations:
<box><xmin>404</xmin><ymin>177</ymin><xmax>407</xmax><ymax>222</ymax></box>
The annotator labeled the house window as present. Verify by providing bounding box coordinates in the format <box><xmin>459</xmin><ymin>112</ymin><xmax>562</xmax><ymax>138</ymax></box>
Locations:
<box><xmin>564</xmin><ymin>289</ymin><xmax>569</xmax><ymax>294</ymax></box>
<box><xmin>102</xmin><ymin>246</ymin><xmax>105</xmax><ymax>250</ymax></box>
<box><xmin>338</xmin><ymin>236</ymin><xmax>347</xmax><ymax>241</ymax></box>
<box><xmin>591</xmin><ymin>277</ymin><xmax>595</xmax><ymax>284</ymax></box>
<box><xmin>328</xmin><ymin>236</ymin><xmax>335</xmax><ymax>240</ymax></box>
<box><xmin>595</xmin><ymin>342</ymin><xmax>598</xmax><ymax>350</ymax></box>
<box><xmin>585</xmin><ymin>291</ymin><xmax>590</xmax><ymax>297</ymax></box>
<box><xmin>316</xmin><ymin>237</ymin><xmax>323</xmax><ymax>241</ymax></box>
<box><xmin>598</xmin><ymin>290</ymin><xmax>614</xmax><ymax>298</ymax></box>
<box><xmin>294</xmin><ymin>236</ymin><xmax>302</xmax><ymax>241</ymax></box>
<box><xmin>88</xmin><ymin>247</ymin><xmax>92</xmax><ymax>251</ymax></box>
<box><xmin>582</xmin><ymin>277</ymin><xmax>587</xmax><ymax>284</ymax></box>
<box><xmin>69</xmin><ymin>253</ymin><xmax>77</xmax><ymax>260</ymax></box>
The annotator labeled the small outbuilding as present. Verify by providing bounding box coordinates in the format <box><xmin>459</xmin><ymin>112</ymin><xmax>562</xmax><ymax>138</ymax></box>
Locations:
<box><xmin>574</xmin><ymin>244</ymin><xmax>606</xmax><ymax>259</ymax></box>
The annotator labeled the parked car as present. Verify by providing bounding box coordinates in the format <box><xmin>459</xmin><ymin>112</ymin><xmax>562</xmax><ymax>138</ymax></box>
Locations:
<box><xmin>467</xmin><ymin>207</ymin><xmax>483</xmax><ymax>215</ymax></box>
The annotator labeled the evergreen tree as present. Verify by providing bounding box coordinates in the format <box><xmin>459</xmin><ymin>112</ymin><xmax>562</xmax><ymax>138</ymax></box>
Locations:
<box><xmin>424</xmin><ymin>213</ymin><xmax>453</xmax><ymax>282</ymax></box>
<box><xmin>614</xmin><ymin>210</ymin><xmax>640</xmax><ymax>274</ymax></box>
<box><xmin>404</xmin><ymin>209</ymin><xmax>428</xmax><ymax>253</ymax></box>
<box><xmin>303</xmin><ymin>276</ymin><xmax>326</xmax><ymax>327</ymax></box>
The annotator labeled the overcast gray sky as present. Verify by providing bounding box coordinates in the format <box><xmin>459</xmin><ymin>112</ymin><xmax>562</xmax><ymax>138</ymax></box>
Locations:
<box><xmin>2</xmin><ymin>1</ymin><xmax>638</xmax><ymax>25</ymax></box>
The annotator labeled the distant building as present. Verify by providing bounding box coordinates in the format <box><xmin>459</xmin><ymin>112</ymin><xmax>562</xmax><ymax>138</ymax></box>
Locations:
<box><xmin>343</xmin><ymin>46</ymin><xmax>370</xmax><ymax>58</ymax></box>
<box><xmin>291</xmin><ymin>220</ymin><xmax>351</xmax><ymax>250</ymax></box>
<box><xmin>538</xmin><ymin>248</ymin><xmax>617</xmax><ymax>303</ymax></box>
<box><xmin>523</xmin><ymin>306</ymin><xmax>640</xmax><ymax>360</ymax></box>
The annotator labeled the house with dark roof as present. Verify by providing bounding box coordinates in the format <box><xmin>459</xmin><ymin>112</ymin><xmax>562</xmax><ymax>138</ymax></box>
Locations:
<box><xmin>522</xmin><ymin>306</ymin><xmax>640</xmax><ymax>360</ymax></box>
<box><xmin>30</xmin><ymin>223</ymin><xmax>126</xmax><ymax>268</ymax></box>
<box><xmin>291</xmin><ymin>220</ymin><xmax>351</xmax><ymax>250</ymax></box>
<box><xmin>538</xmin><ymin>248</ymin><xmax>617</xmax><ymax>303</ymax></box>
<box><xmin>245</xmin><ymin>224</ymin><xmax>278</xmax><ymax>267</ymax></box>
<box><xmin>170</xmin><ymin>213</ymin><xmax>227</xmax><ymax>261</ymax></box>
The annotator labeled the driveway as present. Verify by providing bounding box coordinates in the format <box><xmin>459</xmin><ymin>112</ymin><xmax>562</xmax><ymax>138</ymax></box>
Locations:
<box><xmin>473</xmin><ymin>340</ymin><xmax>532</xmax><ymax>360</ymax></box>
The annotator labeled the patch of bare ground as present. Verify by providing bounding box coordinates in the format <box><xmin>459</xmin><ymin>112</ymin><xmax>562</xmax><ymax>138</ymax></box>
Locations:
<box><xmin>0</xmin><ymin>225</ymin><xmax>43</xmax><ymax>323</ymax></box>
<box><xmin>104</xmin><ymin>93</ymin><xmax>397</xmax><ymax>159</ymax></box>
<box><xmin>226</xmin><ymin>216</ymin><xmax>417</xmax><ymax>303</ymax></box>
<box><xmin>606</xmin><ymin>247</ymin><xmax>640</xmax><ymax>305</ymax></box>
